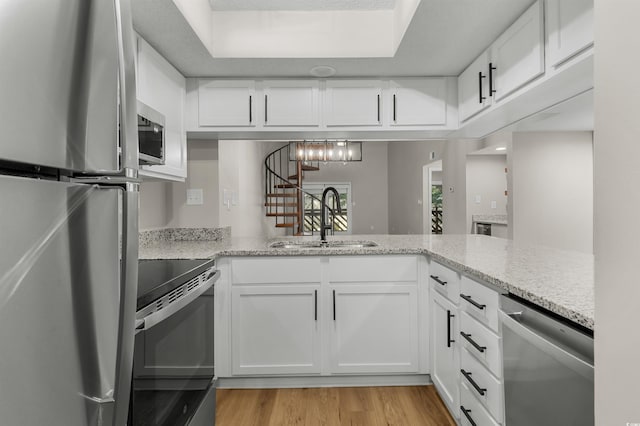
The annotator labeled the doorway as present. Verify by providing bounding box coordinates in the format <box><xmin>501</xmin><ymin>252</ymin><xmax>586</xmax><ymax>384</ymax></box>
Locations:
<box><xmin>423</xmin><ymin>161</ymin><xmax>443</xmax><ymax>234</ymax></box>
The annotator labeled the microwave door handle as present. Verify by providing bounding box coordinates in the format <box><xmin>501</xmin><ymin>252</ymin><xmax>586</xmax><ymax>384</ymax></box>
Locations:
<box><xmin>140</xmin><ymin>271</ymin><xmax>218</xmax><ymax>331</ymax></box>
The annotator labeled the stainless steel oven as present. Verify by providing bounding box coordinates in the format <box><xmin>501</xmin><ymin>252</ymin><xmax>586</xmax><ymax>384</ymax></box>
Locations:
<box><xmin>129</xmin><ymin>259</ymin><xmax>219</xmax><ymax>426</ymax></box>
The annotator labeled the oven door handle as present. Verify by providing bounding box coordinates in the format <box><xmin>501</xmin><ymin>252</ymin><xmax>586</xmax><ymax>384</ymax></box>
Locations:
<box><xmin>138</xmin><ymin>269</ymin><xmax>219</xmax><ymax>332</ymax></box>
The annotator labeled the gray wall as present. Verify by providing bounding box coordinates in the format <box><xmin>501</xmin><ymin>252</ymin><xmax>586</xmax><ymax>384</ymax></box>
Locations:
<box><xmin>305</xmin><ymin>141</ymin><xmax>389</xmax><ymax>234</ymax></box>
<box><xmin>594</xmin><ymin>2</ymin><xmax>640</xmax><ymax>424</ymax></box>
<box><xmin>442</xmin><ymin>139</ymin><xmax>483</xmax><ymax>234</ymax></box>
<box><xmin>387</xmin><ymin>140</ymin><xmax>446</xmax><ymax>234</ymax></box>
<box><xmin>139</xmin><ymin>140</ymin><xmax>219</xmax><ymax>230</ymax></box>
<box><xmin>511</xmin><ymin>131</ymin><xmax>593</xmax><ymax>253</ymax></box>
<box><xmin>465</xmin><ymin>154</ymin><xmax>508</xmax><ymax>232</ymax></box>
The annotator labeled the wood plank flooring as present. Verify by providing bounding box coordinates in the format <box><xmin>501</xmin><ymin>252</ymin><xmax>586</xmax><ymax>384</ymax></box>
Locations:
<box><xmin>215</xmin><ymin>385</ymin><xmax>455</xmax><ymax>426</ymax></box>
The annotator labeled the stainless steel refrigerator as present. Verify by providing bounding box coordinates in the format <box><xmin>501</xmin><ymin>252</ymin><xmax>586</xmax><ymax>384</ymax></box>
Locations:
<box><xmin>0</xmin><ymin>1</ymin><xmax>139</xmax><ymax>425</ymax></box>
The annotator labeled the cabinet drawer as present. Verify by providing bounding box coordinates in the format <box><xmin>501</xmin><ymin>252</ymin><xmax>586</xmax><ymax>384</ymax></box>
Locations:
<box><xmin>329</xmin><ymin>256</ymin><xmax>417</xmax><ymax>283</ymax></box>
<box><xmin>429</xmin><ymin>261</ymin><xmax>460</xmax><ymax>304</ymax></box>
<box><xmin>459</xmin><ymin>311</ymin><xmax>502</xmax><ymax>378</ymax></box>
<box><xmin>460</xmin><ymin>349</ymin><xmax>504</xmax><ymax>423</ymax></box>
<box><xmin>460</xmin><ymin>276</ymin><xmax>500</xmax><ymax>332</ymax></box>
<box><xmin>231</xmin><ymin>257</ymin><xmax>321</xmax><ymax>284</ymax></box>
<box><xmin>460</xmin><ymin>380</ymin><xmax>500</xmax><ymax>426</ymax></box>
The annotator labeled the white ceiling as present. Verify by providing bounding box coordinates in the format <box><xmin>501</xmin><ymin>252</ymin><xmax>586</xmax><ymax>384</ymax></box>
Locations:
<box><xmin>132</xmin><ymin>0</ymin><xmax>534</xmax><ymax>78</ymax></box>
<box><xmin>209</xmin><ymin>0</ymin><xmax>396</xmax><ymax>11</ymax></box>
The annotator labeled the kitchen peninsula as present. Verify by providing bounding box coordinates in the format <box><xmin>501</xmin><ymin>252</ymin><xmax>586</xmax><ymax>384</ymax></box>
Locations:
<box><xmin>139</xmin><ymin>231</ymin><xmax>594</xmax><ymax>330</ymax></box>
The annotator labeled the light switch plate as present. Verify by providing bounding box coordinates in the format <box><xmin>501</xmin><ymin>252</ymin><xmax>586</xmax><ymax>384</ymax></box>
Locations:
<box><xmin>475</xmin><ymin>195</ymin><xmax>481</xmax><ymax>204</ymax></box>
<box><xmin>187</xmin><ymin>189</ymin><xmax>204</xmax><ymax>205</ymax></box>
<box><xmin>491</xmin><ymin>200</ymin><xmax>497</xmax><ymax>209</ymax></box>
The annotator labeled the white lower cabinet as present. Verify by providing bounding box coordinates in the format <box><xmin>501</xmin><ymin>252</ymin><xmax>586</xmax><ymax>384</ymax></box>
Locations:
<box><xmin>430</xmin><ymin>289</ymin><xmax>460</xmax><ymax>417</ymax></box>
<box><xmin>225</xmin><ymin>255</ymin><xmax>423</xmax><ymax>378</ymax></box>
<box><xmin>231</xmin><ymin>285</ymin><xmax>321</xmax><ymax>375</ymax></box>
<box><xmin>329</xmin><ymin>284</ymin><xmax>419</xmax><ymax>374</ymax></box>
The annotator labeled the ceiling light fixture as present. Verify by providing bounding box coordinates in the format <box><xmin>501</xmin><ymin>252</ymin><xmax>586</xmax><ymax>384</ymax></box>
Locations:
<box><xmin>495</xmin><ymin>147</ymin><xmax>507</xmax><ymax>151</ymax></box>
<box><xmin>310</xmin><ymin>66</ymin><xmax>337</xmax><ymax>78</ymax></box>
<box><xmin>290</xmin><ymin>140</ymin><xmax>363</xmax><ymax>162</ymax></box>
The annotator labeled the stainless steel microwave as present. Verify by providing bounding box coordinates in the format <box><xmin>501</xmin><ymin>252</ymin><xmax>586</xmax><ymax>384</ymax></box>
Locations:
<box><xmin>137</xmin><ymin>101</ymin><xmax>165</xmax><ymax>165</ymax></box>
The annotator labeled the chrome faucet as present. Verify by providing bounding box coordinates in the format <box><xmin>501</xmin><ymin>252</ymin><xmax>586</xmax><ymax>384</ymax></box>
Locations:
<box><xmin>320</xmin><ymin>187</ymin><xmax>342</xmax><ymax>242</ymax></box>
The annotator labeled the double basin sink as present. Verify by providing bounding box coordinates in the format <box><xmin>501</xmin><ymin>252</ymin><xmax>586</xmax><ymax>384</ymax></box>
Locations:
<box><xmin>269</xmin><ymin>240</ymin><xmax>378</xmax><ymax>250</ymax></box>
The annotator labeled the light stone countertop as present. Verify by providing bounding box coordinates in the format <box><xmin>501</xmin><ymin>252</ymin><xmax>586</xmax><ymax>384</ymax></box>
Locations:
<box><xmin>472</xmin><ymin>214</ymin><xmax>508</xmax><ymax>226</ymax></box>
<box><xmin>139</xmin><ymin>234</ymin><xmax>594</xmax><ymax>330</ymax></box>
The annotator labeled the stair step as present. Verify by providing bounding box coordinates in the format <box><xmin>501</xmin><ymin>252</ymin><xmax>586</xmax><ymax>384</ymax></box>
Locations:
<box><xmin>275</xmin><ymin>223</ymin><xmax>296</xmax><ymax>228</ymax></box>
<box><xmin>275</xmin><ymin>183</ymin><xmax>296</xmax><ymax>189</ymax></box>
<box><xmin>264</xmin><ymin>202</ymin><xmax>298</xmax><ymax>207</ymax></box>
<box><xmin>288</xmin><ymin>174</ymin><xmax>301</xmax><ymax>180</ymax></box>
<box><xmin>266</xmin><ymin>193</ymin><xmax>297</xmax><ymax>198</ymax></box>
<box><xmin>266</xmin><ymin>212</ymin><xmax>299</xmax><ymax>217</ymax></box>
<box><xmin>301</xmin><ymin>165</ymin><xmax>320</xmax><ymax>171</ymax></box>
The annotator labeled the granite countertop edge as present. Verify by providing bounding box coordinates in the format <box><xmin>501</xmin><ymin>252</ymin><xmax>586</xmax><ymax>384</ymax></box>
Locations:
<box><xmin>139</xmin><ymin>235</ymin><xmax>594</xmax><ymax>330</ymax></box>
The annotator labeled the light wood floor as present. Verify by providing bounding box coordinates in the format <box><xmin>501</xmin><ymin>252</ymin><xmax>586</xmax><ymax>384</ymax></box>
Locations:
<box><xmin>215</xmin><ymin>385</ymin><xmax>456</xmax><ymax>426</ymax></box>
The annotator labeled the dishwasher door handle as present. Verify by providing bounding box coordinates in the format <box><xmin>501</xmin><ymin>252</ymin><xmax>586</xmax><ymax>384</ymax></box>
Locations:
<box><xmin>499</xmin><ymin>310</ymin><xmax>593</xmax><ymax>379</ymax></box>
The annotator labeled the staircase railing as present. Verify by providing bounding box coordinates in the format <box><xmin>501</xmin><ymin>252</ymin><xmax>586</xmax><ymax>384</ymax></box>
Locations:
<box><xmin>264</xmin><ymin>142</ymin><xmax>334</xmax><ymax>236</ymax></box>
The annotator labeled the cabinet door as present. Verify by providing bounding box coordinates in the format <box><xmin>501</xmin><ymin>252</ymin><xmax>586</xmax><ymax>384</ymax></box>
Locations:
<box><xmin>490</xmin><ymin>0</ymin><xmax>544</xmax><ymax>101</ymax></box>
<box><xmin>390</xmin><ymin>78</ymin><xmax>447</xmax><ymax>126</ymax></box>
<box><xmin>329</xmin><ymin>284</ymin><xmax>419</xmax><ymax>374</ymax></box>
<box><xmin>325</xmin><ymin>80</ymin><xmax>383</xmax><ymax>126</ymax></box>
<box><xmin>546</xmin><ymin>0</ymin><xmax>594</xmax><ymax>67</ymax></box>
<box><xmin>263</xmin><ymin>80</ymin><xmax>320</xmax><ymax>126</ymax></box>
<box><xmin>137</xmin><ymin>37</ymin><xmax>187</xmax><ymax>181</ymax></box>
<box><xmin>458</xmin><ymin>51</ymin><xmax>491</xmax><ymax>122</ymax></box>
<box><xmin>231</xmin><ymin>285</ymin><xmax>320</xmax><ymax>375</ymax></box>
<box><xmin>198</xmin><ymin>80</ymin><xmax>255</xmax><ymax>127</ymax></box>
<box><xmin>430</xmin><ymin>290</ymin><xmax>460</xmax><ymax>418</ymax></box>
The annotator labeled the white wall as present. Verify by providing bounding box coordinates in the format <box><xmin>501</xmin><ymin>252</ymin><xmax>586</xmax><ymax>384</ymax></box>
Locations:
<box><xmin>511</xmin><ymin>131</ymin><xmax>593</xmax><ymax>253</ymax></box>
<box><xmin>594</xmin><ymin>1</ymin><xmax>640</xmax><ymax>424</ymax></box>
<box><xmin>138</xmin><ymin>140</ymin><xmax>219</xmax><ymax>231</ymax></box>
<box><xmin>166</xmin><ymin>140</ymin><xmax>219</xmax><ymax>228</ymax></box>
<box><xmin>139</xmin><ymin>181</ymin><xmax>169</xmax><ymax>230</ymax></box>
<box><xmin>465</xmin><ymin>155</ymin><xmax>508</xmax><ymax>232</ymax></box>
<box><xmin>442</xmin><ymin>139</ymin><xmax>483</xmax><ymax>234</ymax></box>
<box><xmin>218</xmin><ymin>140</ymin><xmax>283</xmax><ymax>238</ymax></box>
<box><xmin>304</xmin><ymin>141</ymin><xmax>389</xmax><ymax>234</ymax></box>
<box><xmin>387</xmin><ymin>140</ymin><xmax>446</xmax><ymax>234</ymax></box>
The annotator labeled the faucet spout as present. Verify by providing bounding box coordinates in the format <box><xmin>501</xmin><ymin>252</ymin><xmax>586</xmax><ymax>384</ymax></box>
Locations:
<box><xmin>320</xmin><ymin>187</ymin><xmax>342</xmax><ymax>242</ymax></box>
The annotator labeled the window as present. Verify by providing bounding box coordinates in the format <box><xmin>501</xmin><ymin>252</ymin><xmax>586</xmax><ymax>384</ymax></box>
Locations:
<box><xmin>302</xmin><ymin>183</ymin><xmax>351</xmax><ymax>235</ymax></box>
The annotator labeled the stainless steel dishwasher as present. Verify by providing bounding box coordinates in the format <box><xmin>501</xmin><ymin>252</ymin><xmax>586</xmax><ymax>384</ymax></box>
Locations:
<box><xmin>500</xmin><ymin>295</ymin><xmax>594</xmax><ymax>426</ymax></box>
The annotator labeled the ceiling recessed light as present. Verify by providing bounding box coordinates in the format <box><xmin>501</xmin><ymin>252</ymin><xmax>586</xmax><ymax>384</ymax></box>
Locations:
<box><xmin>495</xmin><ymin>147</ymin><xmax>507</xmax><ymax>151</ymax></box>
<box><xmin>310</xmin><ymin>66</ymin><xmax>337</xmax><ymax>78</ymax></box>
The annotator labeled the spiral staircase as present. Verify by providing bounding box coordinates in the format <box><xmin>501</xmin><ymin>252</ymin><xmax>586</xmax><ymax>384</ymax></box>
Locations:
<box><xmin>264</xmin><ymin>142</ymin><xmax>325</xmax><ymax>236</ymax></box>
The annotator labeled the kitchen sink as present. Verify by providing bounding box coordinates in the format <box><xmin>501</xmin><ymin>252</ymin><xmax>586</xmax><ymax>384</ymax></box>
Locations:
<box><xmin>269</xmin><ymin>240</ymin><xmax>378</xmax><ymax>249</ymax></box>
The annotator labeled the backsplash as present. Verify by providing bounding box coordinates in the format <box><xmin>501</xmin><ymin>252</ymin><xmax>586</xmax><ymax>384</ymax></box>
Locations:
<box><xmin>139</xmin><ymin>226</ymin><xmax>231</xmax><ymax>247</ymax></box>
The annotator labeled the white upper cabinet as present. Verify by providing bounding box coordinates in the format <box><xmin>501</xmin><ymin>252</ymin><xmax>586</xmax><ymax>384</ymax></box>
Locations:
<box><xmin>389</xmin><ymin>78</ymin><xmax>447</xmax><ymax>126</ymax></box>
<box><xmin>136</xmin><ymin>37</ymin><xmax>187</xmax><ymax>181</ymax></box>
<box><xmin>324</xmin><ymin>80</ymin><xmax>383</xmax><ymax>127</ymax></box>
<box><xmin>490</xmin><ymin>0</ymin><xmax>544</xmax><ymax>101</ymax></box>
<box><xmin>263</xmin><ymin>80</ymin><xmax>320</xmax><ymax>127</ymax></box>
<box><xmin>545</xmin><ymin>0</ymin><xmax>594</xmax><ymax>68</ymax></box>
<box><xmin>458</xmin><ymin>51</ymin><xmax>492</xmax><ymax>122</ymax></box>
<box><xmin>198</xmin><ymin>80</ymin><xmax>255</xmax><ymax>127</ymax></box>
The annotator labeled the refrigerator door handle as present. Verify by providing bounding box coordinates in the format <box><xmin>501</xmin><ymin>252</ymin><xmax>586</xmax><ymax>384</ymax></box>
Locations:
<box><xmin>115</xmin><ymin>0</ymin><xmax>139</xmax><ymax>173</ymax></box>
<box><xmin>112</xmin><ymin>188</ymin><xmax>139</xmax><ymax>426</ymax></box>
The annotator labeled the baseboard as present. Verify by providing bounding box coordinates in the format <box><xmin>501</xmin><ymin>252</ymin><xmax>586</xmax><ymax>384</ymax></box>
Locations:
<box><xmin>217</xmin><ymin>374</ymin><xmax>432</xmax><ymax>389</ymax></box>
